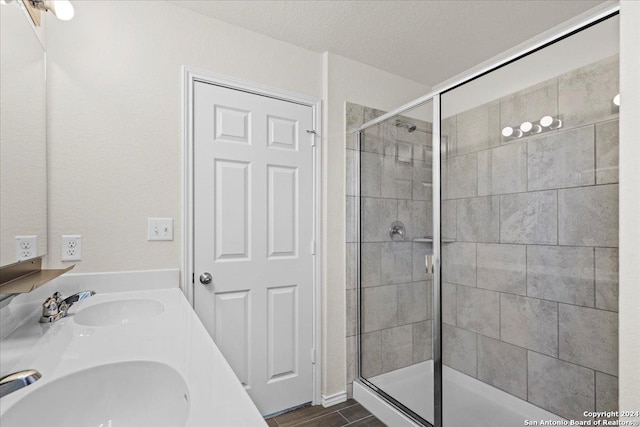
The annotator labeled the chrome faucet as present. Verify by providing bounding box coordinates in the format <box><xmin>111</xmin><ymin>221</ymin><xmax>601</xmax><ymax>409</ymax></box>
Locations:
<box><xmin>39</xmin><ymin>291</ymin><xmax>96</xmax><ymax>323</ymax></box>
<box><xmin>0</xmin><ymin>370</ymin><xmax>41</xmax><ymax>398</ymax></box>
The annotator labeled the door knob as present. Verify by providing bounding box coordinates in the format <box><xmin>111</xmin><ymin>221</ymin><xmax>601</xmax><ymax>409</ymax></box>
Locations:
<box><xmin>199</xmin><ymin>272</ymin><xmax>213</xmax><ymax>285</ymax></box>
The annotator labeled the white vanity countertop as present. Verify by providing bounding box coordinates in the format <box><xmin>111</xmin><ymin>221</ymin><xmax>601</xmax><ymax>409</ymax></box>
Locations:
<box><xmin>0</xmin><ymin>288</ymin><xmax>266</xmax><ymax>427</ymax></box>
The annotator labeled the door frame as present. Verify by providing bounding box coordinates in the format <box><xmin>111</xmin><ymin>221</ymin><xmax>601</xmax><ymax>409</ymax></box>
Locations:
<box><xmin>182</xmin><ymin>67</ymin><xmax>323</xmax><ymax>406</ymax></box>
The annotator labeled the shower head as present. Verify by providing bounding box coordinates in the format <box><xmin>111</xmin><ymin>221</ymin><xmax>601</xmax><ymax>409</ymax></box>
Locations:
<box><xmin>396</xmin><ymin>120</ymin><xmax>417</xmax><ymax>133</ymax></box>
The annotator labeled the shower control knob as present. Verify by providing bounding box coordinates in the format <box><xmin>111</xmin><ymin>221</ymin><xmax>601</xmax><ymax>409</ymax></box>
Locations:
<box><xmin>199</xmin><ymin>272</ymin><xmax>213</xmax><ymax>285</ymax></box>
<box><xmin>389</xmin><ymin>221</ymin><xmax>406</xmax><ymax>241</ymax></box>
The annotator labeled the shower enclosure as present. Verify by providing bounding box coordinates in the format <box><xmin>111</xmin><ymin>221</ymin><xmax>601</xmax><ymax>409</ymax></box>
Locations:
<box><xmin>350</xmin><ymin>5</ymin><xmax>620</xmax><ymax>426</ymax></box>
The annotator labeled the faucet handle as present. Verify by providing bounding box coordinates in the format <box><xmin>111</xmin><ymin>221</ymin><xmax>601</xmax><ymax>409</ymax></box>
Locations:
<box><xmin>42</xmin><ymin>295</ymin><xmax>60</xmax><ymax>316</ymax></box>
<box><xmin>41</xmin><ymin>292</ymin><xmax>69</xmax><ymax>318</ymax></box>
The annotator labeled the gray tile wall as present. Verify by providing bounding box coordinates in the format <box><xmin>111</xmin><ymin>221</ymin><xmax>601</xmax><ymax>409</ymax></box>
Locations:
<box><xmin>345</xmin><ymin>102</ymin><xmax>434</xmax><ymax>398</ymax></box>
<box><xmin>441</xmin><ymin>55</ymin><xmax>619</xmax><ymax>421</ymax></box>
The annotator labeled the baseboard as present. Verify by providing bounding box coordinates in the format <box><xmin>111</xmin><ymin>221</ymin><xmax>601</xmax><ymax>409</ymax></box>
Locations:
<box><xmin>321</xmin><ymin>391</ymin><xmax>348</xmax><ymax>408</ymax></box>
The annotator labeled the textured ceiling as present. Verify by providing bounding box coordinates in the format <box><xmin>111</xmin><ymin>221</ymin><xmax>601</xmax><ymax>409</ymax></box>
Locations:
<box><xmin>170</xmin><ymin>0</ymin><xmax>604</xmax><ymax>87</ymax></box>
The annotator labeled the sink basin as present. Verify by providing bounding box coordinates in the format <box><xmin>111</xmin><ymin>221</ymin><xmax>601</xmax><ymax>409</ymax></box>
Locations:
<box><xmin>1</xmin><ymin>361</ymin><xmax>190</xmax><ymax>427</ymax></box>
<box><xmin>73</xmin><ymin>299</ymin><xmax>164</xmax><ymax>327</ymax></box>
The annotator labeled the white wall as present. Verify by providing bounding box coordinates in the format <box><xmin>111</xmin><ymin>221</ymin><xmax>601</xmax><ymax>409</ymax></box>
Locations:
<box><xmin>45</xmin><ymin>0</ymin><xmax>322</xmax><ymax>273</ymax></box>
<box><xmin>321</xmin><ymin>52</ymin><xmax>428</xmax><ymax>397</ymax></box>
<box><xmin>619</xmin><ymin>0</ymin><xmax>640</xmax><ymax>420</ymax></box>
<box><xmin>44</xmin><ymin>1</ymin><xmax>428</xmax><ymax>401</ymax></box>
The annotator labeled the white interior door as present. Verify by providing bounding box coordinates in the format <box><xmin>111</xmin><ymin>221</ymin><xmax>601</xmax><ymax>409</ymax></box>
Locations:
<box><xmin>193</xmin><ymin>81</ymin><xmax>315</xmax><ymax>415</ymax></box>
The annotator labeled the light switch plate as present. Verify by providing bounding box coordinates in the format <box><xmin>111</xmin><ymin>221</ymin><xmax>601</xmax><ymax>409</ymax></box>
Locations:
<box><xmin>15</xmin><ymin>235</ymin><xmax>38</xmax><ymax>261</ymax></box>
<box><xmin>148</xmin><ymin>218</ymin><xmax>174</xmax><ymax>241</ymax></box>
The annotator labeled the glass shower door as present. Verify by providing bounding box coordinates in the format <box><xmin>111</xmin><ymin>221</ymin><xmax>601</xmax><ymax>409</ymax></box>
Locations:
<box><xmin>440</xmin><ymin>13</ymin><xmax>620</xmax><ymax>427</ymax></box>
<box><xmin>358</xmin><ymin>100</ymin><xmax>435</xmax><ymax>425</ymax></box>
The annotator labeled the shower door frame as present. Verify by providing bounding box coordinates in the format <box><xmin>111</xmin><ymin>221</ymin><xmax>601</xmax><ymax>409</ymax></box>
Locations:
<box><xmin>354</xmin><ymin>97</ymin><xmax>440</xmax><ymax>427</ymax></box>
<box><xmin>352</xmin><ymin>3</ymin><xmax>620</xmax><ymax>427</ymax></box>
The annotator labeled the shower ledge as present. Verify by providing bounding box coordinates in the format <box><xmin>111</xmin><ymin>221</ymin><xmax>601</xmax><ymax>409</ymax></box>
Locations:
<box><xmin>413</xmin><ymin>237</ymin><xmax>456</xmax><ymax>243</ymax></box>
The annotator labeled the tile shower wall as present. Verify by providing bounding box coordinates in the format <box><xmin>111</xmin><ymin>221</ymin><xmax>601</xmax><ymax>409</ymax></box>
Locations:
<box><xmin>345</xmin><ymin>102</ymin><xmax>433</xmax><ymax>398</ymax></box>
<box><xmin>441</xmin><ymin>55</ymin><xmax>619</xmax><ymax>421</ymax></box>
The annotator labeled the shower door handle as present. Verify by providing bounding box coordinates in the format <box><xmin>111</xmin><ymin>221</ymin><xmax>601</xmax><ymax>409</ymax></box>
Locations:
<box><xmin>425</xmin><ymin>255</ymin><xmax>434</xmax><ymax>275</ymax></box>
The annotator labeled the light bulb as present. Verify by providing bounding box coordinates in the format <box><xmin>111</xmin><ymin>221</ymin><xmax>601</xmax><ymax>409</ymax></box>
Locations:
<box><xmin>532</xmin><ymin>125</ymin><xmax>542</xmax><ymax>134</ymax></box>
<box><xmin>520</xmin><ymin>122</ymin><xmax>533</xmax><ymax>133</ymax></box>
<box><xmin>502</xmin><ymin>127</ymin><xmax>514</xmax><ymax>137</ymax></box>
<box><xmin>540</xmin><ymin>116</ymin><xmax>554</xmax><ymax>127</ymax></box>
<box><xmin>613</xmin><ymin>94</ymin><xmax>620</xmax><ymax>106</ymax></box>
<box><xmin>550</xmin><ymin>119</ymin><xmax>562</xmax><ymax>130</ymax></box>
<box><xmin>50</xmin><ymin>0</ymin><xmax>74</xmax><ymax>20</ymax></box>
<box><xmin>513</xmin><ymin>129</ymin><xmax>523</xmax><ymax>138</ymax></box>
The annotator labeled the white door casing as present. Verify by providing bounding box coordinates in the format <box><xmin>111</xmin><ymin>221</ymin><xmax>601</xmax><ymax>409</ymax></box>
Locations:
<box><xmin>192</xmin><ymin>79</ymin><xmax>318</xmax><ymax>415</ymax></box>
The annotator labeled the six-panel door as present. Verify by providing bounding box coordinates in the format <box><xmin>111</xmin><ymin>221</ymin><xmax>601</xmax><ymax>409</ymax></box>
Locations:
<box><xmin>193</xmin><ymin>81</ymin><xmax>315</xmax><ymax>415</ymax></box>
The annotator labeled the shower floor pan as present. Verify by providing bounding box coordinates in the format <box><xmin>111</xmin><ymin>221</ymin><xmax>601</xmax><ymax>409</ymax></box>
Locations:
<box><xmin>355</xmin><ymin>360</ymin><xmax>565</xmax><ymax>427</ymax></box>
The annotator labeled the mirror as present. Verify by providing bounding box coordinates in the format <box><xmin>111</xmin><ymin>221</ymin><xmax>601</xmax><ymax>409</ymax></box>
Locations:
<box><xmin>0</xmin><ymin>1</ymin><xmax>47</xmax><ymax>267</ymax></box>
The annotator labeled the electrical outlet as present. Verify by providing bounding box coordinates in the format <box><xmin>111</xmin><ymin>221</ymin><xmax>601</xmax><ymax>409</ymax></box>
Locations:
<box><xmin>147</xmin><ymin>218</ymin><xmax>174</xmax><ymax>241</ymax></box>
<box><xmin>62</xmin><ymin>235</ymin><xmax>82</xmax><ymax>262</ymax></box>
<box><xmin>15</xmin><ymin>236</ymin><xmax>38</xmax><ymax>261</ymax></box>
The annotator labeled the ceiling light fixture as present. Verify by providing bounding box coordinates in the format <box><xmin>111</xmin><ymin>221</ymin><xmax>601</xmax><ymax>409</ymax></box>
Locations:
<box><xmin>502</xmin><ymin>127</ymin><xmax>523</xmax><ymax>139</ymax></box>
<box><xmin>613</xmin><ymin>94</ymin><xmax>620</xmax><ymax>106</ymax></box>
<box><xmin>540</xmin><ymin>116</ymin><xmax>554</xmax><ymax>127</ymax></box>
<box><xmin>501</xmin><ymin>127</ymin><xmax>514</xmax><ymax>137</ymax></box>
<box><xmin>29</xmin><ymin>0</ymin><xmax>74</xmax><ymax>21</ymax></box>
<box><xmin>503</xmin><ymin>115</ymin><xmax>562</xmax><ymax>141</ymax></box>
<box><xmin>520</xmin><ymin>122</ymin><xmax>533</xmax><ymax>133</ymax></box>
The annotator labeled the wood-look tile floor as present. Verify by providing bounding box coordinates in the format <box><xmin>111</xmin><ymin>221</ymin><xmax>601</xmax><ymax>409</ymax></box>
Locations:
<box><xmin>265</xmin><ymin>399</ymin><xmax>386</xmax><ymax>427</ymax></box>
